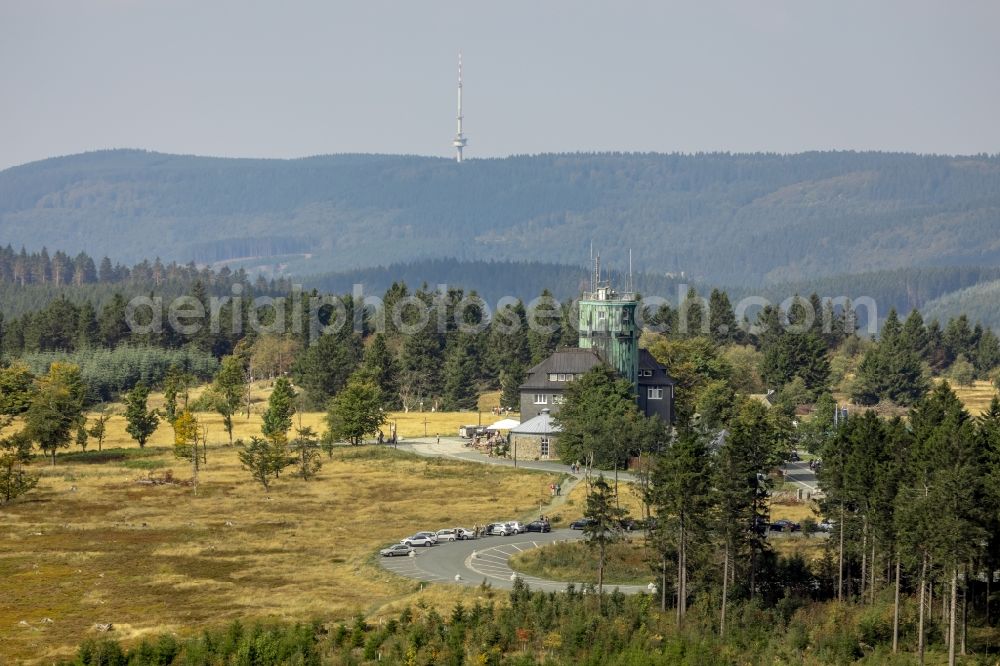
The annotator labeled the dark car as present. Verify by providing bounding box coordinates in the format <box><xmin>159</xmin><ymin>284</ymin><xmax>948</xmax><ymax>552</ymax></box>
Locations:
<box><xmin>770</xmin><ymin>519</ymin><xmax>801</xmax><ymax>533</ymax></box>
<box><xmin>570</xmin><ymin>518</ymin><xmax>596</xmax><ymax>530</ymax></box>
<box><xmin>526</xmin><ymin>520</ymin><xmax>551</xmax><ymax>533</ymax></box>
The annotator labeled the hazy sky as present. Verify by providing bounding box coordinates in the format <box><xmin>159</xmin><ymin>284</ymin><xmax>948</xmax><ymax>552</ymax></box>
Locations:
<box><xmin>2</xmin><ymin>1</ymin><xmax>999</xmax><ymax>170</ymax></box>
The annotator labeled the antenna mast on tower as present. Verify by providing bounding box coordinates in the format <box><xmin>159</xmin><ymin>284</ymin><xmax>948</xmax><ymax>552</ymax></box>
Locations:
<box><xmin>452</xmin><ymin>52</ymin><xmax>468</xmax><ymax>163</ymax></box>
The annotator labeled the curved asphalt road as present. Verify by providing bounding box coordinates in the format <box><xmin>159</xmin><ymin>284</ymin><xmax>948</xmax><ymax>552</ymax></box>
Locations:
<box><xmin>378</xmin><ymin>529</ymin><xmax>651</xmax><ymax>594</ymax></box>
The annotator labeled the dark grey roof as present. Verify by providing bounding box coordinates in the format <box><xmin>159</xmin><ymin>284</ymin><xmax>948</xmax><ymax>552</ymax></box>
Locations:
<box><xmin>519</xmin><ymin>348</ymin><xmax>604</xmax><ymax>390</ymax></box>
<box><xmin>638</xmin><ymin>348</ymin><xmax>676</xmax><ymax>386</ymax></box>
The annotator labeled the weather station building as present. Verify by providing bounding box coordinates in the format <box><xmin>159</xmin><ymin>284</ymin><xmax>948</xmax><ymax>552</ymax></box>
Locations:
<box><xmin>513</xmin><ymin>267</ymin><xmax>675</xmax><ymax>461</ymax></box>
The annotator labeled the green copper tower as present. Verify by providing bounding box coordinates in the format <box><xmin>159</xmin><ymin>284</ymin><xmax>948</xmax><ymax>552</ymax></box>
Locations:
<box><xmin>578</xmin><ymin>258</ymin><xmax>639</xmax><ymax>392</ymax></box>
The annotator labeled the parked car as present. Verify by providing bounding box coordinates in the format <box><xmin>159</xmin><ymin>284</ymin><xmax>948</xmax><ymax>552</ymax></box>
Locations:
<box><xmin>817</xmin><ymin>519</ymin><xmax>834</xmax><ymax>532</ymax></box>
<box><xmin>526</xmin><ymin>520</ymin><xmax>551</xmax><ymax>533</ymax></box>
<box><xmin>486</xmin><ymin>522</ymin><xmax>513</xmax><ymax>536</ymax></box>
<box><xmin>769</xmin><ymin>519</ymin><xmax>801</xmax><ymax>533</ymax></box>
<box><xmin>506</xmin><ymin>521</ymin><xmax>526</xmax><ymax>534</ymax></box>
<box><xmin>413</xmin><ymin>531</ymin><xmax>439</xmax><ymax>543</ymax></box>
<box><xmin>380</xmin><ymin>543</ymin><xmax>415</xmax><ymax>557</ymax></box>
<box><xmin>570</xmin><ymin>518</ymin><xmax>596</xmax><ymax>530</ymax></box>
<box><xmin>436</xmin><ymin>528</ymin><xmax>459</xmax><ymax>542</ymax></box>
<box><xmin>455</xmin><ymin>527</ymin><xmax>476</xmax><ymax>540</ymax></box>
<box><xmin>619</xmin><ymin>517</ymin><xmax>638</xmax><ymax>531</ymax></box>
<box><xmin>788</xmin><ymin>450</ymin><xmax>800</xmax><ymax>462</ymax></box>
<box><xmin>402</xmin><ymin>534</ymin><xmax>435</xmax><ymax>547</ymax></box>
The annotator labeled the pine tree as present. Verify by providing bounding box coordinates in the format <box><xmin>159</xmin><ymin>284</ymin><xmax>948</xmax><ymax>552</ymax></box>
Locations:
<box><xmin>442</xmin><ymin>339</ymin><xmax>478</xmax><ymax>411</ymax></box>
<box><xmin>499</xmin><ymin>362</ymin><xmax>525</xmax><ymax>411</ymax></box>
<box><xmin>973</xmin><ymin>328</ymin><xmax>1000</xmax><ymax>377</ymax></box>
<box><xmin>361</xmin><ymin>333</ymin><xmax>400</xmax><ymax>409</ymax></box>
<box><xmin>238</xmin><ymin>436</ymin><xmax>275</xmax><ymax>491</ymax></box>
<box><xmin>526</xmin><ymin>289</ymin><xmax>563</xmax><ymax>364</ymax></box>
<box><xmin>291</xmin><ymin>331</ymin><xmax>363</xmax><ymax>410</ymax></box>
<box><xmin>124</xmin><ymin>383</ymin><xmax>159</xmax><ymax>448</ymax></box>
<box><xmin>708</xmin><ymin>289</ymin><xmax>739</xmax><ymax>345</ymax></box>
<box><xmin>583</xmin><ymin>474</ymin><xmax>626</xmax><ymax>598</ymax></box>
<box><xmin>901</xmin><ymin>309</ymin><xmax>928</xmax><ymax>358</ymax></box>
<box><xmin>288</xmin><ymin>426</ymin><xmax>322</xmax><ymax>480</ymax></box>
<box><xmin>262</xmin><ymin>377</ymin><xmax>296</xmax><ymax>445</ymax></box>
<box><xmin>649</xmin><ymin>430</ymin><xmax>712</xmax><ymax>624</ymax></box>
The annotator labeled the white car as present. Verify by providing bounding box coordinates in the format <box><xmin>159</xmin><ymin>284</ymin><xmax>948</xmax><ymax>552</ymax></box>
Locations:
<box><xmin>413</xmin><ymin>531</ymin><xmax>439</xmax><ymax>543</ymax></box>
<box><xmin>402</xmin><ymin>534</ymin><xmax>435</xmax><ymax>547</ymax></box>
<box><xmin>455</xmin><ymin>527</ymin><xmax>476</xmax><ymax>540</ymax></box>
<box><xmin>436</xmin><ymin>528</ymin><xmax>459</xmax><ymax>542</ymax></box>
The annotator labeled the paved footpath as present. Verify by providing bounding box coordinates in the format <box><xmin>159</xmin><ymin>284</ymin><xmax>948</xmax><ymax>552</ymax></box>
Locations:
<box><xmin>378</xmin><ymin>529</ymin><xmax>651</xmax><ymax>594</ymax></box>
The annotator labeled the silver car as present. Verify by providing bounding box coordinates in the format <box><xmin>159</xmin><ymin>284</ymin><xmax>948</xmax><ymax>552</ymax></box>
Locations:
<box><xmin>381</xmin><ymin>543</ymin><xmax>415</xmax><ymax>557</ymax></box>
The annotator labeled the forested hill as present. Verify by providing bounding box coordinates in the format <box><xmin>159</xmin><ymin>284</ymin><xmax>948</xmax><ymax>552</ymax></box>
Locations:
<box><xmin>2</xmin><ymin>149</ymin><xmax>1000</xmax><ymax>285</ymax></box>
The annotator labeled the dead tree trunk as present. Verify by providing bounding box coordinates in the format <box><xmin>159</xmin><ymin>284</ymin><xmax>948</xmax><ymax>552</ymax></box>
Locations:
<box><xmin>948</xmin><ymin>566</ymin><xmax>958</xmax><ymax>666</ymax></box>
<box><xmin>918</xmin><ymin>553</ymin><xmax>928</xmax><ymax>666</ymax></box>
<box><xmin>720</xmin><ymin>542</ymin><xmax>729</xmax><ymax>637</ymax></box>
<box><xmin>893</xmin><ymin>556</ymin><xmax>901</xmax><ymax>653</ymax></box>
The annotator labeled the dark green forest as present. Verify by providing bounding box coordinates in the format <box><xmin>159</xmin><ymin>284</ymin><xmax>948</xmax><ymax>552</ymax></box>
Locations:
<box><xmin>3</xmin><ymin>149</ymin><xmax>999</xmax><ymax>285</ymax></box>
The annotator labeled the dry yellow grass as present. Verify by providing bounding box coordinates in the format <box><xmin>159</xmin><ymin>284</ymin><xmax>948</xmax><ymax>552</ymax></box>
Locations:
<box><xmin>0</xmin><ymin>420</ymin><xmax>557</xmax><ymax>662</ymax></box>
<box><xmin>555</xmin><ymin>475</ymin><xmax>647</xmax><ymax>528</ymax></box>
<box><xmin>769</xmin><ymin>497</ymin><xmax>822</xmax><ymax>524</ymax></box>
<box><xmin>945</xmin><ymin>379</ymin><xmax>997</xmax><ymax>416</ymax></box>
<box><xmin>72</xmin><ymin>382</ymin><xmax>516</xmax><ymax>446</ymax></box>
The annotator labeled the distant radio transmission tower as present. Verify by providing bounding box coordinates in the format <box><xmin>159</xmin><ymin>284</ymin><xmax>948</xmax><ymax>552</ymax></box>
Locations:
<box><xmin>452</xmin><ymin>51</ymin><xmax>468</xmax><ymax>163</ymax></box>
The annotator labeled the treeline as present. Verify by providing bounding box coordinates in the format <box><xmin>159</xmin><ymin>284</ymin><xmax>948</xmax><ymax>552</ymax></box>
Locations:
<box><xmin>4</xmin><ymin>149</ymin><xmax>1000</xmax><ymax>284</ymax></box>
<box><xmin>3</xmin><ymin>275</ymin><xmax>998</xmax><ymax>415</ymax></box>
<box><xmin>0</xmin><ymin>245</ymin><xmax>294</xmax><ymax>319</ymax></box>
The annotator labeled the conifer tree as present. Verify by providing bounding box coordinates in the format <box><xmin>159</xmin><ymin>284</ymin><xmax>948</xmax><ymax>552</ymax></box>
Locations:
<box><xmin>212</xmin><ymin>355</ymin><xmax>245</xmax><ymax>445</ymax></box>
<box><xmin>124</xmin><ymin>383</ymin><xmax>159</xmax><ymax>448</ymax></box>
<box><xmin>499</xmin><ymin>362</ymin><xmax>525</xmax><ymax>411</ymax></box>
<box><xmin>527</xmin><ymin>289</ymin><xmax>563</xmax><ymax>365</ymax></box>
<box><xmin>583</xmin><ymin>474</ymin><xmax>626</xmax><ymax>598</ymax></box>
<box><xmin>361</xmin><ymin>333</ymin><xmax>400</xmax><ymax>409</ymax></box>
<box><xmin>288</xmin><ymin>426</ymin><xmax>322</xmax><ymax>480</ymax></box>
<box><xmin>262</xmin><ymin>377</ymin><xmax>296</xmax><ymax>445</ymax></box>
<box><xmin>649</xmin><ymin>430</ymin><xmax>712</xmax><ymax>624</ymax></box>
<box><xmin>442</xmin><ymin>339</ymin><xmax>478</xmax><ymax>411</ymax></box>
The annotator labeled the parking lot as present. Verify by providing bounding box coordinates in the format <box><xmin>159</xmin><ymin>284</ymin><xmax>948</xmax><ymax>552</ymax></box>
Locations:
<box><xmin>378</xmin><ymin>528</ymin><xmax>651</xmax><ymax>593</ymax></box>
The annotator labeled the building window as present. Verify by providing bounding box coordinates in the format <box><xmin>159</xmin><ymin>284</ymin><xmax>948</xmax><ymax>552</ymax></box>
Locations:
<box><xmin>648</xmin><ymin>387</ymin><xmax>664</xmax><ymax>400</ymax></box>
<box><xmin>597</xmin><ymin>310</ymin><xmax>606</xmax><ymax>321</ymax></box>
<box><xmin>534</xmin><ymin>394</ymin><xmax>548</xmax><ymax>405</ymax></box>
<box><xmin>639</xmin><ymin>369</ymin><xmax>653</xmax><ymax>378</ymax></box>
<box><xmin>540</xmin><ymin>437</ymin><xmax>550</xmax><ymax>458</ymax></box>
<box><xmin>548</xmin><ymin>373</ymin><xmax>558</xmax><ymax>381</ymax></box>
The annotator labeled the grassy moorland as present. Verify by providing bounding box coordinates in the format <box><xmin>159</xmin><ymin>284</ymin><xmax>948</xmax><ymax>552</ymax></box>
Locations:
<box><xmin>0</xmin><ymin>416</ymin><xmax>554</xmax><ymax>663</ymax></box>
<box><xmin>510</xmin><ymin>539</ymin><xmax>651</xmax><ymax>586</ymax></box>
